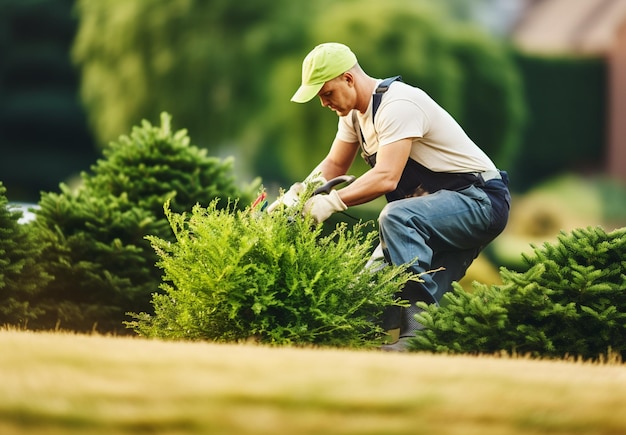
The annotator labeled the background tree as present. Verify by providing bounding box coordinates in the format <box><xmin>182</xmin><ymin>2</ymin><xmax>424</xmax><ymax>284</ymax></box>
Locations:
<box><xmin>72</xmin><ymin>0</ymin><xmax>524</xmax><ymax>189</ymax></box>
<box><xmin>72</xmin><ymin>0</ymin><xmax>310</xmax><ymax>173</ymax></box>
<box><xmin>511</xmin><ymin>54</ymin><xmax>606</xmax><ymax>191</ymax></box>
<box><xmin>255</xmin><ymin>0</ymin><xmax>525</xmax><ymax>184</ymax></box>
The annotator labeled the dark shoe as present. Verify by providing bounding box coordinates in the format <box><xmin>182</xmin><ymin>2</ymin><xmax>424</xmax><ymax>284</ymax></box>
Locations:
<box><xmin>379</xmin><ymin>304</ymin><xmax>423</xmax><ymax>353</ymax></box>
<box><xmin>378</xmin><ymin>280</ymin><xmax>430</xmax><ymax>353</ymax></box>
<box><xmin>379</xmin><ymin>280</ymin><xmax>430</xmax><ymax>332</ymax></box>
<box><xmin>380</xmin><ymin>337</ymin><xmax>411</xmax><ymax>352</ymax></box>
<box><xmin>380</xmin><ymin>304</ymin><xmax>401</xmax><ymax>331</ymax></box>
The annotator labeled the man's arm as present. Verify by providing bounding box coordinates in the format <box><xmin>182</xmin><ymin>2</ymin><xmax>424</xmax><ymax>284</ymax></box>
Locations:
<box><xmin>308</xmin><ymin>138</ymin><xmax>360</xmax><ymax>181</ymax></box>
<box><xmin>337</xmin><ymin>138</ymin><xmax>413</xmax><ymax>206</ymax></box>
<box><xmin>301</xmin><ymin>137</ymin><xmax>413</xmax><ymax>223</ymax></box>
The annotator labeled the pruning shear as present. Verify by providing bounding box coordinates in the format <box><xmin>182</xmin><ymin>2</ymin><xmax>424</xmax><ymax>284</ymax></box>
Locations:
<box><xmin>312</xmin><ymin>175</ymin><xmax>356</xmax><ymax>195</ymax></box>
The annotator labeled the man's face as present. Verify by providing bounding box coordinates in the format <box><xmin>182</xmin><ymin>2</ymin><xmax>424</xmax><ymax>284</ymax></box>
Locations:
<box><xmin>317</xmin><ymin>74</ymin><xmax>355</xmax><ymax>117</ymax></box>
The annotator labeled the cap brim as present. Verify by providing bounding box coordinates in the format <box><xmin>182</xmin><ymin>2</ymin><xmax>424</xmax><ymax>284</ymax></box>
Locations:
<box><xmin>291</xmin><ymin>82</ymin><xmax>324</xmax><ymax>103</ymax></box>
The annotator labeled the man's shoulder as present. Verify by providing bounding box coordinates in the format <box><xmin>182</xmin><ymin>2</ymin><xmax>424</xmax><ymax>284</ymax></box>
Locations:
<box><xmin>380</xmin><ymin>82</ymin><xmax>437</xmax><ymax>114</ymax></box>
<box><xmin>387</xmin><ymin>80</ymin><xmax>427</xmax><ymax>97</ymax></box>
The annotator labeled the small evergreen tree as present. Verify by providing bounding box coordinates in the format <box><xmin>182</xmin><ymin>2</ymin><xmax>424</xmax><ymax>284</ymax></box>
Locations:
<box><xmin>31</xmin><ymin>113</ymin><xmax>257</xmax><ymax>332</ymax></box>
<box><xmin>410</xmin><ymin>226</ymin><xmax>626</xmax><ymax>360</ymax></box>
<box><xmin>127</xmin><ymin>193</ymin><xmax>412</xmax><ymax>348</ymax></box>
<box><xmin>84</xmin><ymin>112</ymin><xmax>252</xmax><ymax>215</ymax></box>
<box><xmin>0</xmin><ymin>183</ymin><xmax>51</xmax><ymax>326</ymax></box>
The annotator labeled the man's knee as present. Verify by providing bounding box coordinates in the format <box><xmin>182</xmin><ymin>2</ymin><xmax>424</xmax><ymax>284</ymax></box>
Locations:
<box><xmin>379</xmin><ymin>200</ymin><xmax>409</xmax><ymax>230</ymax></box>
<box><xmin>378</xmin><ymin>201</ymin><xmax>393</xmax><ymax>226</ymax></box>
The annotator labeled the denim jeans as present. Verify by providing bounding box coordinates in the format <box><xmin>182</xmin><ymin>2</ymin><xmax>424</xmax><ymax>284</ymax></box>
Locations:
<box><xmin>377</xmin><ymin>178</ymin><xmax>510</xmax><ymax>304</ymax></box>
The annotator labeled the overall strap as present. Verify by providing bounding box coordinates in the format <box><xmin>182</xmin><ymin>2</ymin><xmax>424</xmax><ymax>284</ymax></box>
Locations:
<box><xmin>372</xmin><ymin>75</ymin><xmax>402</xmax><ymax>120</ymax></box>
<box><xmin>355</xmin><ymin>75</ymin><xmax>402</xmax><ymax>166</ymax></box>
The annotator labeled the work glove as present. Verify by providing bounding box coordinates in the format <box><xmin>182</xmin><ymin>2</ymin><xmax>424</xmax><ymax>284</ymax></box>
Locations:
<box><xmin>302</xmin><ymin>190</ymin><xmax>347</xmax><ymax>224</ymax></box>
<box><xmin>266</xmin><ymin>175</ymin><xmax>327</xmax><ymax>213</ymax></box>
<box><xmin>267</xmin><ymin>182</ymin><xmax>304</xmax><ymax>213</ymax></box>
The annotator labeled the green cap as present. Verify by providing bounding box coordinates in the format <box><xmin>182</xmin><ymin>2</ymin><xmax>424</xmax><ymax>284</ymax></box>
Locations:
<box><xmin>291</xmin><ymin>43</ymin><xmax>357</xmax><ymax>103</ymax></box>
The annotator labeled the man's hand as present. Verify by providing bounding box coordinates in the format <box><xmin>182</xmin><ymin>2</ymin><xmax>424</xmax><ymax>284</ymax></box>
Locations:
<box><xmin>267</xmin><ymin>175</ymin><xmax>327</xmax><ymax>213</ymax></box>
<box><xmin>303</xmin><ymin>190</ymin><xmax>347</xmax><ymax>223</ymax></box>
<box><xmin>266</xmin><ymin>182</ymin><xmax>305</xmax><ymax>213</ymax></box>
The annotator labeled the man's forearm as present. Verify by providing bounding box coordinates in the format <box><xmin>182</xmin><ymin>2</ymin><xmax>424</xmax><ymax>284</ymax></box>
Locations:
<box><xmin>306</xmin><ymin>159</ymin><xmax>348</xmax><ymax>182</ymax></box>
<box><xmin>337</xmin><ymin>169</ymin><xmax>397</xmax><ymax>206</ymax></box>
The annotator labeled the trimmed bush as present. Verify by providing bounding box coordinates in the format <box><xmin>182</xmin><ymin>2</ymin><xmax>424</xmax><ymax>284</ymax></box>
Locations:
<box><xmin>127</xmin><ymin>191</ymin><xmax>412</xmax><ymax>348</ymax></box>
<box><xmin>410</xmin><ymin>226</ymin><xmax>626</xmax><ymax>360</ymax></box>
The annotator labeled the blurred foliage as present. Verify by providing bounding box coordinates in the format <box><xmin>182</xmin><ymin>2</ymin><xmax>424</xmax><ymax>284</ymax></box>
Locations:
<box><xmin>488</xmin><ymin>174</ymin><xmax>626</xmax><ymax>271</ymax></box>
<box><xmin>511</xmin><ymin>53</ymin><xmax>606</xmax><ymax>191</ymax></box>
<box><xmin>260</xmin><ymin>0</ymin><xmax>525</xmax><ymax>180</ymax></box>
<box><xmin>0</xmin><ymin>0</ymin><xmax>97</xmax><ymax>201</ymax></box>
<box><xmin>2</xmin><ymin>0</ymin><xmax>612</xmax><ymax>203</ymax></box>
<box><xmin>72</xmin><ymin>0</ymin><xmax>524</xmax><ymax>188</ymax></box>
<box><xmin>72</xmin><ymin>0</ymin><xmax>311</xmax><ymax>176</ymax></box>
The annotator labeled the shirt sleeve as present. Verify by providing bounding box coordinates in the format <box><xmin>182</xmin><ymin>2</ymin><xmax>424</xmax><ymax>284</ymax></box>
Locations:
<box><xmin>375</xmin><ymin>99</ymin><xmax>428</xmax><ymax>147</ymax></box>
<box><xmin>335</xmin><ymin>111</ymin><xmax>359</xmax><ymax>143</ymax></box>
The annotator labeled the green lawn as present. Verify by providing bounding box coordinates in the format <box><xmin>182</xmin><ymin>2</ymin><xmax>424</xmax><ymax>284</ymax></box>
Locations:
<box><xmin>1</xmin><ymin>330</ymin><xmax>625</xmax><ymax>434</ymax></box>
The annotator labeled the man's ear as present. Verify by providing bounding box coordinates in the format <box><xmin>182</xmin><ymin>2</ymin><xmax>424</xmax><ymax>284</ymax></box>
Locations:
<box><xmin>343</xmin><ymin>71</ymin><xmax>355</xmax><ymax>86</ymax></box>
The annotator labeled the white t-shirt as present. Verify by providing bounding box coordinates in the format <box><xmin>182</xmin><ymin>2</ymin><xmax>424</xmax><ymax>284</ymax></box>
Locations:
<box><xmin>335</xmin><ymin>80</ymin><xmax>497</xmax><ymax>173</ymax></box>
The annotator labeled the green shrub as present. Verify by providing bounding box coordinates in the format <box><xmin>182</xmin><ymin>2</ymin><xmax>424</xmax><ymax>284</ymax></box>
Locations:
<box><xmin>127</xmin><ymin>193</ymin><xmax>412</xmax><ymax>348</ymax></box>
<box><xmin>410</xmin><ymin>226</ymin><xmax>626</xmax><ymax>360</ymax></box>
<box><xmin>30</xmin><ymin>113</ymin><xmax>257</xmax><ymax>333</ymax></box>
<box><xmin>84</xmin><ymin>112</ymin><xmax>254</xmax><ymax>215</ymax></box>
<box><xmin>0</xmin><ymin>183</ymin><xmax>51</xmax><ymax>326</ymax></box>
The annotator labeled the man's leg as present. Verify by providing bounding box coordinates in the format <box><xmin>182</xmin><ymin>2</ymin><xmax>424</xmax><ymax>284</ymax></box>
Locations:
<box><xmin>378</xmin><ymin>186</ymin><xmax>493</xmax><ymax>303</ymax></box>
<box><xmin>429</xmin><ymin>248</ymin><xmax>481</xmax><ymax>301</ymax></box>
<box><xmin>377</xmin><ymin>187</ymin><xmax>492</xmax><ymax>352</ymax></box>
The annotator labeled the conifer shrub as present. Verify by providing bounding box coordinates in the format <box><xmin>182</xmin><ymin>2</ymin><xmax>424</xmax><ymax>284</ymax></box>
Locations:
<box><xmin>30</xmin><ymin>113</ymin><xmax>257</xmax><ymax>333</ymax></box>
<box><xmin>0</xmin><ymin>183</ymin><xmax>51</xmax><ymax>327</ymax></box>
<box><xmin>127</xmin><ymin>193</ymin><xmax>411</xmax><ymax>348</ymax></box>
<box><xmin>410</xmin><ymin>226</ymin><xmax>626</xmax><ymax>361</ymax></box>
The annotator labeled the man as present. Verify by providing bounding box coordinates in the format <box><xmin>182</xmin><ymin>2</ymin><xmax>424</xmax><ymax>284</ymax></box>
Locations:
<box><xmin>276</xmin><ymin>42</ymin><xmax>510</xmax><ymax>351</ymax></box>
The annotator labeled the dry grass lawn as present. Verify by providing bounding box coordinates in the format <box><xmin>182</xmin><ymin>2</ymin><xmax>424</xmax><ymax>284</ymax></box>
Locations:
<box><xmin>1</xmin><ymin>330</ymin><xmax>625</xmax><ymax>434</ymax></box>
